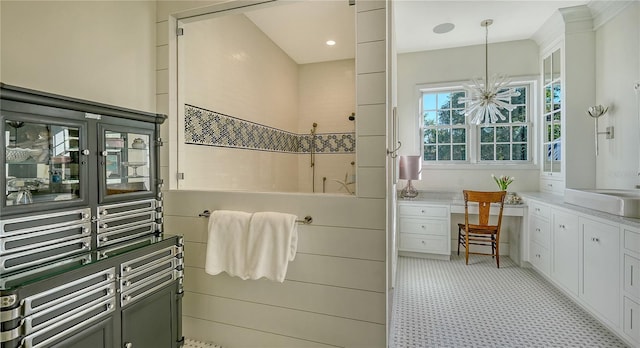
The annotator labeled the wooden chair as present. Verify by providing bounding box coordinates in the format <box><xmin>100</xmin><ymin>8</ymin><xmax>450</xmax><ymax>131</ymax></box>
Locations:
<box><xmin>457</xmin><ymin>190</ymin><xmax>507</xmax><ymax>268</ymax></box>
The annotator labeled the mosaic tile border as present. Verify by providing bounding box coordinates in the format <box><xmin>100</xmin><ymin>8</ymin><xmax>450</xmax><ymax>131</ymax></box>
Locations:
<box><xmin>185</xmin><ymin>105</ymin><xmax>355</xmax><ymax>154</ymax></box>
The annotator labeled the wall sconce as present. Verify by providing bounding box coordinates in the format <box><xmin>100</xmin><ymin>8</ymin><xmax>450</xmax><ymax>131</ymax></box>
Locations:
<box><xmin>586</xmin><ymin>105</ymin><xmax>614</xmax><ymax>156</ymax></box>
<box><xmin>399</xmin><ymin>155</ymin><xmax>422</xmax><ymax>199</ymax></box>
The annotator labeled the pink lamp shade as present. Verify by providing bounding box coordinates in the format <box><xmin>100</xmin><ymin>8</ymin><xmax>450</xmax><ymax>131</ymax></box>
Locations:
<box><xmin>399</xmin><ymin>155</ymin><xmax>422</xmax><ymax>180</ymax></box>
<box><xmin>398</xmin><ymin>155</ymin><xmax>421</xmax><ymax>198</ymax></box>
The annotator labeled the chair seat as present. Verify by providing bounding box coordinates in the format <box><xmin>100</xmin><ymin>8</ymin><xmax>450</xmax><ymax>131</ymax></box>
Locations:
<box><xmin>457</xmin><ymin>223</ymin><xmax>498</xmax><ymax>235</ymax></box>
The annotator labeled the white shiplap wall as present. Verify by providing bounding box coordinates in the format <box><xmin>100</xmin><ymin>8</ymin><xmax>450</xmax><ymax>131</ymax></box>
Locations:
<box><xmin>156</xmin><ymin>1</ymin><xmax>389</xmax><ymax>347</ymax></box>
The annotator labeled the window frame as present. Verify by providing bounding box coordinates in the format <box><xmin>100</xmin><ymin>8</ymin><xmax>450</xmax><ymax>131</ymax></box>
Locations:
<box><xmin>416</xmin><ymin>78</ymin><xmax>539</xmax><ymax>170</ymax></box>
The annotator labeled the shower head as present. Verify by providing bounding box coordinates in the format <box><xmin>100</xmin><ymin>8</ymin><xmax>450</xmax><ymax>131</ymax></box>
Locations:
<box><xmin>348</xmin><ymin>113</ymin><xmax>355</xmax><ymax>121</ymax></box>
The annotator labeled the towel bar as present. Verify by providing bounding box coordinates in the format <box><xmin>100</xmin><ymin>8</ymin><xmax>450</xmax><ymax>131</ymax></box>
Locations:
<box><xmin>198</xmin><ymin>210</ymin><xmax>313</xmax><ymax>224</ymax></box>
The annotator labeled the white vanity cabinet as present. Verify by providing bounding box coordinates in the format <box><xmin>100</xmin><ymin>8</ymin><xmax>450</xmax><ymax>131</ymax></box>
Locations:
<box><xmin>623</xmin><ymin>225</ymin><xmax>640</xmax><ymax>343</ymax></box>
<box><xmin>551</xmin><ymin>210</ymin><xmax>579</xmax><ymax>295</ymax></box>
<box><xmin>523</xmin><ymin>195</ymin><xmax>639</xmax><ymax>346</ymax></box>
<box><xmin>528</xmin><ymin>201</ymin><xmax>551</xmax><ymax>275</ymax></box>
<box><xmin>398</xmin><ymin>202</ymin><xmax>451</xmax><ymax>259</ymax></box>
<box><xmin>581</xmin><ymin>217</ymin><xmax>620</xmax><ymax>326</ymax></box>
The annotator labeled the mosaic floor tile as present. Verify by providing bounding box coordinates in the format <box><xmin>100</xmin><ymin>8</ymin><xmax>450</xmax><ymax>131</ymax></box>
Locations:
<box><xmin>389</xmin><ymin>255</ymin><xmax>630</xmax><ymax>348</ymax></box>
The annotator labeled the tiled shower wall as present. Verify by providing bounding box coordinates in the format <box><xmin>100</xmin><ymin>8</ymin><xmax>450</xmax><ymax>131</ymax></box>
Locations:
<box><xmin>177</xmin><ymin>11</ymin><xmax>357</xmax><ymax>193</ymax></box>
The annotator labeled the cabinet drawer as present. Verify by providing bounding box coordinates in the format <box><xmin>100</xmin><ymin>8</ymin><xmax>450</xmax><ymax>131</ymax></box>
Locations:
<box><xmin>530</xmin><ymin>217</ymin><xmax>550</xmax><ymax>248</ymax></box>
<box><xmin>529</xmin><ymin>201</ymin><xmax>550</xmax><ymax>220</ymax></box>
<box><xmin>625</xmin><ymin>228</ymin><xmax>640</xmax><ymax>254</ymax></box>
<box><xmin>399</xmin><ymin>233</ymin><xmax>449</xmax><ymax>255</ymax></box>
<box><xmin>529</xmin><ymin>241</ymin><xmax>549</xmax><ymax>275</ymax></box>
<box><xmin>625</xmin><ymin>254</ymin><xmax>640</xmax><ymax>300</ymax></box>
<box><xmin>399</xmin><ymin>218</ymin><xmax>448</xmax><ymax>236</ymax></box>
<box><xmin>399</xmin><ymin>204</ymin><xmax>449</xmax><ymax>218</ymax></box>
<box><xmin>540</xmin><ymin>177</ymin><xmax>564</xmax><ymax>195</ymax></box>
<box><xmin>624</xmin><ymin>296</ymin><xmax>640</xmax><ymax>343</ymax></box>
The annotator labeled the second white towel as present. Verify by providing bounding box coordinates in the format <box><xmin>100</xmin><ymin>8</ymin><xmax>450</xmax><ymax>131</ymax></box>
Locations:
<box><xmin>204</xmin><ymin>210</ymin><xmax>298</xmax><ymax>282</ymax></box>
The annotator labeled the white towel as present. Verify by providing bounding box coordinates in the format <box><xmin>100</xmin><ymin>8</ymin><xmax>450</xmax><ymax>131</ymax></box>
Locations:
<box><xmin>246</xmin><ymin>212</ymin><xmax>298</xmax><ymax>282</ymax></box>
<box><xmin>204</xmin><ymin>210</ymin><xmax>252</xmax><ymax>278</ymax></box>
<box><xmin>204</xmin><ymin>210</ymin><xmax>298</xmax><ymax>282</ymax></box>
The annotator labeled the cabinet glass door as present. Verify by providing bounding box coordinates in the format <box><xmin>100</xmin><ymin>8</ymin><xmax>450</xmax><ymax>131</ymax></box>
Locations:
<box><xmin>4</xmin><ymin>118</ymin><xmax>84</xmax><ymax>207</ymax></box>
<box><xmin>542</xmin><ymin>49</ymin><xmax>562</xmax><ymax>174</ymax></box>
<box><xmin>100</xmin><ymin>127</ymin><xmax>154</xmax><ymax>199</ymax></box>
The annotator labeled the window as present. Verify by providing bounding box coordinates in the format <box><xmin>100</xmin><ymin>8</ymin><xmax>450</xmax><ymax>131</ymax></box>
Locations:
<box><xmin>421</xmin><ymin>83</ymin><xmax>533</xmax><ymax>165</ymax></box>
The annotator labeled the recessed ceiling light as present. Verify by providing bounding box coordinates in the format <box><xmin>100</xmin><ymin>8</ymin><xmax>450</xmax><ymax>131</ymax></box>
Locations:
<box><xmin>326</xmin><ymin>40</ymin><xmax>336</xmax><ymax>46</ymax></box>
<box><xmin>433</xmin><ymin>22</ymin><xmax>455</xmax><ymax>34</ymax></box>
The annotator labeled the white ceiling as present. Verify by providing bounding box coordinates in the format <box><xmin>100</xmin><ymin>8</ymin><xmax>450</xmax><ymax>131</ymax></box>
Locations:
<box><xmin>244</xmin><ymin>0</ymin><xmax>592</xmax><ymax>64</ymax></box>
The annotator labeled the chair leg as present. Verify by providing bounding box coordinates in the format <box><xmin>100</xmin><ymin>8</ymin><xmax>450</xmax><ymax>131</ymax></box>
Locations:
<box><xmin>491</xmin><ymin>235</ymin><xmax>495</xmax><ymax>259</ymax></box>
<box><xmin>465</xmin><ymin>233</ymin><xmax>469</xmax><ymax>265</ymax></box>
<box><xmin>457</xmin><ymin>227</ymin><xmax>461</xmax><ymax>255</ymax></box>
<box><xmin>495</xmin><ymin>241</ymin><xmax>500</xmax><ymax>268</ymax></box>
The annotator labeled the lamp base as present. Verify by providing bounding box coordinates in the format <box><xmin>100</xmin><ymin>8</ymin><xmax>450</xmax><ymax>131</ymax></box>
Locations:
<box><xmin>400</xmin><ymin>180</ymin><xmax>419</xmax><ymax>199</ymax></box>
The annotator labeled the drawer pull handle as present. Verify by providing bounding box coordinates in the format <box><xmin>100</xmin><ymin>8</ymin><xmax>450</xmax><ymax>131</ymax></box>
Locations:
<box><xmin>631</xmin><ymin>265</ymin><xmax>634</xmax><ymax>286</ymax></box>
<box><xmin>125</xmin><ymin>342</ymin><xmax>133</xmax><ymax>348</ymax></box>
<box><xmin>591</xmin><ymin>237</ymin><xmax>600</xmax><ymax>242</ymax></box>
<box><xmin>536</xmin><ymin>228</ymin><xmax>540</xmax><ymax>232</ymax></box>
<box><xmin>124</xmin><ymin>266</ymin><xmax>132</xmax><ymax>272</ymax></box>
<box><xmin>421</xmin><ymin>210</ymin><xmax>425</xmax><ymax>213</ymax></box>
<box><xmin>421</xmin><ymin>241</ymin><xmax>425</xmax><ymax>244</ymax></box>
<box><xmin>559</xmin><ymin>224</ymin><xmax>565</xmax><ymax>229</ymax></box>
<box><xmin>421</xmin><ymin>225</ymin><xmax>426</xmax><ymax>229</ymax></box>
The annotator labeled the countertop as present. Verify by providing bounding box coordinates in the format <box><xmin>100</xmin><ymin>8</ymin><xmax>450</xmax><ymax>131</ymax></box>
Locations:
<box><xmin>518</xmin><ymin>191</ymin><xmax>640</xmax><ymax>228</ymax></box>
<box><xmin>397</xmin><ymin>191</ymin><xmax>640</xmax><ymax>228</ymax></box>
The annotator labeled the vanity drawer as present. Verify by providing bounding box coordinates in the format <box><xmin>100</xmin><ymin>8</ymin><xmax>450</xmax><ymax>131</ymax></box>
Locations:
<box><xmin>399</xmin><ymin>218</ymin><xmax>448</xmax><ymax>237</ymax></box>
<box><xmin>399</xmin><ymin>204</ymin><xmax>449</xmax><ymax>218</ymax></box>
<box><xmin>625</xmin><ymin>254</ymin><xmax>640</xmax><ymax>300</ymax></box>
<box><xmin>530</xmin><ymin>216</ymin><xmax>551</xmax><ymax>248</ymax></box>
<box><xmin>399</xmin><ymin>233</ymin><xmax>448</xmax><ymax>254</ymax></box>
<box><xmin>625</xmin><ymin>227</ymin><xmax>640</xmax><ymax>254</ymax></box>
<box><xmin>624</xmin><ymin>296</ymin><xmax>640</xmax><ymax>343</ymax></box>
<box><xmin>529</xmin><ymin>201</ymin><xmax>551</xmax><ymax>220</ymax></box>
<box><xmin>529</xmin><ymin>241</ymin><xmax>549</xmax><ymax>275</ymax></box>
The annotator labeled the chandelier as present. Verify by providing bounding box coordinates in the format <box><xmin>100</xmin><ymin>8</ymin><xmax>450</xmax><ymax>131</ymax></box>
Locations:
<box><xmin>460</xmin><ymin>19</ymin><xmax>520</xmax><ymax>125</ymax></box>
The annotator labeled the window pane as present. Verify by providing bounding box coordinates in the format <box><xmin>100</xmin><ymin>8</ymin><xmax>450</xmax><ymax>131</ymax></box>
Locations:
<box><xmin>451</xmin><ymin>128</ymin><xmax>465</xmax><ymax>143</ymax></box>
<box><xmin>480</xmin><ymin>144</ymin><xmax>494</xmax><ymax>160</ymax></box>
<box><xmin>424</xmin><ymin>129</ymin><xmax>436</xmax><ymax>144</ymax></box>
<box><xmin>545</xmin><ymin>86</ymin><xmax>552</xmax><ymax>113</ymax></box>
<box><xmin>437</xmin><ymin>145</ymin><xmax>451</xmax><ymax>160</ymax></box>
<box><xmin>496</xmin><ymin>144</ymin><xmax>510</xmax><ymax>160</ymax></box>
<box><xmin>553</xmin><ymin>124</ymin><xmax>561</xmax><ymax>141</ymax></box>
<box><xmin>452</xmin><ymin>145</ymin><xmax>466</xmax><ymax>160</ymax></box>
<box><xmin>423</xmin><ymin>94</ymin><xmax>437</xmax><ymax>110</ymax></box>
<box><xmin>437</xmin><ymin>93</ymin><xmax>450</xmax><ymax>109</ymax></box>
<box><xmin>424</xmin><ymin>145</ymin><xmax>436</xmax><ymax>161</ymax></box>
<box><xmin>512</xmin><ymin>126</ymin><xmax>527</xmax><ymax>142</ymax></box>
<box><xmin>512</xmin><ymin>144</ymin><xmax>527</xmax><ymax>160</ymax></box>
<box><xmin>511</xmin><ymin>87</ymin><xmax>526</xmax><ymax>104</ymax></box>
<box><xmin>452</xmin><ymin>91</ymin><xmax>466</xmax><ymax>107</ymax></box>
<box><xmin>553</xmin><ymin>83</ymin><xmax>561</xmax><ymax>109</ymax></box>
<box><xmin>480</xmin><ymin>127</ymin><xmax>494</xmax><ymax>143</ymax></box>
<box><xmin>496</xmin><ymin>126</ymin><xmax>510</xmax><ymax>142</ymax></box>
<box><xmin>437</xmin><ymin>129</ymin><xmax>451</xmax><ymax>143</ymax></box>
<box><xmin>424</xmin><ymin>111</ymin><xmax>436</xmax><ymax>126</ymax></box>
<box><xmin>511</xmin><ymin>106</ymin><xmax>526</xmax><ymax>123</ymax></box>
<box><xmin>452</xmin><ymin>110</ymin><xmax>465</xmax><ymax>125</ymax></box>
<box><xmin>437</xmin><ymin>110</ymin><xmax>451</xmax><ymax>125</ymax></box>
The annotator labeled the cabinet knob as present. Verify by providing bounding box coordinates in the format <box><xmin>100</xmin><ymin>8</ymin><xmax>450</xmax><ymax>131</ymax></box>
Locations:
<box><xmin>100</xmin><ymin>209</ymin><xmax>108</xmax><ymax>216</ymax></box>
<box><xmin>124</xmin><ymin>266</ymin><xmax>132</xmax><ymax>272</ymax></box>
<box><xmin>100</xmin><ymin>223</ymin><xmax>108</xmax><ymax>229</ymax></box>
<box><xmin>536</xmin><ymin>228</ymin><xmax>540</xmax><ymax>232</ymax></box>
<box><xmin>100</xmin><ymin>236</ymin><xmax>108</xmax><ymax>242</ymax></box>
<box><xmin>124</xmin><ymin>280</ymin><xmax>131</xmax><ymax>287</ymax></box>
<box><xmin>101</xmin><ymin>150</ymin><xmax>109</xmax><ymax>156</ymax></box>
<box><xmin>421</xmin><ymin>225</ymin><xmax>426</xmax><ymax>229</ymax></box>
<box><xmin>82</xmin><ymin>149</ymin><xmax>90</xmax><ymax>156</ymax></box>
<box><xmin>559</xmin><ymin>224</ymin><xmax>565</xmax><ymax>229</ymax></box>
<box><xmin>124</xmin><ymin>342</ymin><xmax>133</xmax><ymax>348</ymax></box>
<box><xmin>591</xmin><ymin>237</ymin><xmax>600</xmax><ymax>242</ymax></box>
<box><xmin>421</xmin><ymin>210</ymin><xmax>425</xmax><ymax>213</ymax></box>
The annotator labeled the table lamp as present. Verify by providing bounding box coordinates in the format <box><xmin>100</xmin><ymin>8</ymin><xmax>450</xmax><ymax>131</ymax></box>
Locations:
<box><xmin>399</xmin><ymin>155</ymin><xmax>422</xmax><ymax>198</ymax></box>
